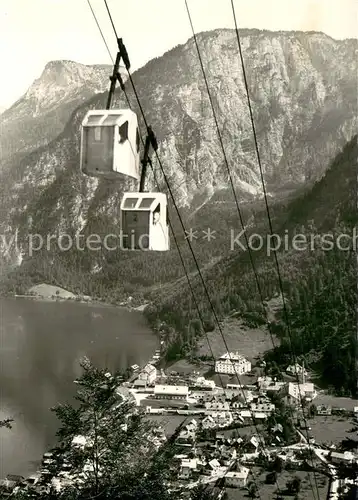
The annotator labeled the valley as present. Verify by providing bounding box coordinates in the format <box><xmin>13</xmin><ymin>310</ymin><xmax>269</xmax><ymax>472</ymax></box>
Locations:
<box><xmin>0</xmin><ymin>23</ymin><xmax>357</xmax><ymax>499</ymax></box>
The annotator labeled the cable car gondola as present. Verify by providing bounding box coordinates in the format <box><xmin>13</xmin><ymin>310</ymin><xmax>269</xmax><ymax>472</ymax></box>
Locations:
<box><xmin>80</xmin><ymin>109</ymin><xmax>140</xmax><ymax>180</ymax></box>
<box><xmin>79</xmin><ymin>38</ymin><xmax>169</xmax><ymax>251</ymax></box>
<box><xmin>120</xmin><ymin>192</ymin><xmax>169</xmax><ymax>251</ymax></box>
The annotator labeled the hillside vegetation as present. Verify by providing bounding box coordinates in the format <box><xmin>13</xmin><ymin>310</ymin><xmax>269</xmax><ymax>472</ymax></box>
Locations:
<box><xmin>1</xmin><ymin>138</ymin><xmax>356</xmax><ymax>398</ymax></box>
<box><xmin>145</xmin><ymin>136</ymin><xmax>357</xmax><ymax>397</ymax></box>
<box><xmin>1</xmin><ymin>137</ymin><xmax>356</xmax><ymax>398</ymax></box>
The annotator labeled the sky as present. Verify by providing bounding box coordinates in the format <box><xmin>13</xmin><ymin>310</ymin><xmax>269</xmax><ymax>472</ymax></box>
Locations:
<box><xmin>0</xmin><ymin>0</ymin><xmax>357</xmax><ymax>108</ymax></box>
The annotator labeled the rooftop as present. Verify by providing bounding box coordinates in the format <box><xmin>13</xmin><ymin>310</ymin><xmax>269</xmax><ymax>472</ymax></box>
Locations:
<box><xmin>181</xmin><ymin>458</ymin><xmax>199</xmax><ymax>469</ymax></box>
<box><xmin>141</xmin><ymin>363</ymin><xmax>156</xmax><ymax>374</ymax></box>
<box><xmin>154</xmin><ymin>385</ymin><xmax>189</xmax><ymax>395</ymax></box>
<box><xmin>331</xmin><ymin>451</ymin><xmax>355</xmax><ymax>460</ymax></box>
<box><xmin>218</xmin><ymin>352</ymin><xmax>249</xmax><ymax>362</ymax></box>
<box><xmin>288</xmin><ymin>382</ymin><xmax>315</xmax><ymax>394</ymax></box>
<box><xmin>226</xmin><ymin>467</ymin><xmax>250</xmax><ymax>479</ymax></box>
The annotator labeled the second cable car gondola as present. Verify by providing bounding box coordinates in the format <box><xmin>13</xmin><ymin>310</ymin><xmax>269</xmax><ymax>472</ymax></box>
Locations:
<box><xmin>120</xmin><ymin>192</ymin><xmax>169</xmax><ymax>251</ymax></box>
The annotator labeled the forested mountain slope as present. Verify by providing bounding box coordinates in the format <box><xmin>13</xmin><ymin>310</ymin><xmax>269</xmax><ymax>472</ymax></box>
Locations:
<box><xmin>145</xmin><ymin>136</ymin><xmax>357</xmax><ymax>396</ymax></box>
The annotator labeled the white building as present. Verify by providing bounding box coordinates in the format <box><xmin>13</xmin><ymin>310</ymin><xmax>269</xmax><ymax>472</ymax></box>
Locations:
<box><xmin>210</xmin><ymin>411</ymin><xmax>233</xmax><ymax>427</ymax></box>
<box><xmin>317</xmin><ymin>405</ymin><xmax>332</xmax><ymax>416</ymax></box>
<box><xmin>265</xmin><ymin>382</ymin><xmax>286</xmax><ymax>393</ymax></box>
<box><xmin>287</xmin><ymin>382</ymin><xmax>317</xmax><ymax>404</ymax></box>
<box><xmin>185</xmin><ymin>419</ymin><xmax>198</xmax><ymax>432</ymax></box>
<box><xmin>286</xmin><ymin>364</ymin><xmax>307</xmax><ymax>377</ymax></box>
<box><xmin>137</xmin><ymin>363</ymin><xmax>157</xmax><ymax>385</ymax></box>
<box><xmin>330</xmin><ymin>451</ymin><xmax>356</xmax><ymax>465</ymax></box>
<box><xmin>250</xmin><ymin>401</ymin><xmax>275</xmax><ymax>413</ymax></box>
<box><xmin>225</xmin><ymin>467</ymin><xmax>250</xmax><ymax>488</ymax></box>
<box><xmin>205</xmin><ymin>401</ymin><xmax>230</xmax><ymax>412</ymax></box>
<box><xmin>178</xmin><ymin>428</ymin><xmax>196</xmax><ymax>443</ymax></box>
<box><xmin>238</xmin><ymin>410</ymin><xmax>268</xmax><ymax>422</ymax></box>
<box><xmin>179</xmin><ymin>458</ymin><xmax>201</xmax><ymax>479</ymax></box>
<box><xmin>215</xmin><ymin>352</ymin><xmax>251</xmax><ymax>375</ymax></box>
<box><xmin>154</xmin><ymin>385</ymin><xmax>189</xmax><ymax>400</ymax></box>
<box><xmin>202</xmin><ymin>416</ymin><xmax>216</xmax><ymax>429</ymax></box>
<box><xmin>231</xmin><ymin>401</ymin><xmax>245</xmax><ymax>410</ymax></box>
<box><xmin>202</xmin><ymin>411</ymin><xmax>233</xmax><ymax>428</ymax></box>
<box><xmin>208</xmin><ymin>459</ymin><xmax>221</xmax><ymax>472</ymax></box>
<box><xmin>189</xmin><ymin>376</ymin><xmax>215</xmax><ymax>390</ymax></box>
<box><xmin>178</xmin><ymin>419</ymin><xmax>199</xmax><ymax>442</ymax></box>
<box><xmin>225</xmin><ymin>388</ymin><xmax>254</xmax><ymax>402</ymax></box>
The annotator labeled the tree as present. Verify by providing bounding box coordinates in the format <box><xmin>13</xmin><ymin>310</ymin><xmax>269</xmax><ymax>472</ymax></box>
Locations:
<box><xmin>189</xmin><ymin>483</ymin><xmax>220</xmax><ymax>499</ymax></box>
<box><xmin>340</xmin><ymin>485</ymin><xmax>358</xmax><ymax>499</ymax></box>
<box><xmin>308</xmin><ymin>404</ymin><xmax>317</xmax><ymax>418</ymax></box>
<box><xmin>17</xmin><ymin>358</ymin><xmax>179</xmax><ymax>499</ymax></box>
<box><xmin>335</xmin><ymin>462</ymin><xmax>358</xmax><ymax>481</ymax></box>
<box><xmin>266</xmin><ymin>361</ymin><xmax>283</xmax><ymax>381</ymax></box>
<box><xmin>265</xmin><ymin>471</ymin><xmax>277</xmax><ymax>484</ymax></box>
<box><xmin>286</xmin><ymin>476</ymin><xmax>301</xmax><ymax>494</ymax></box>
<box><xmin>271</xmin><ymin>456</ymin><xmax>284</xmax><ymax>473</ymax></box>
<box><xmin>247</xmin><ymin>481</ymin><xmax>259</xmax><ymax>498</ymax></box>
<box><xmin>0</xmin><ymin>418</ymin><xmax>13</xmax><ymax>429</ymax></box>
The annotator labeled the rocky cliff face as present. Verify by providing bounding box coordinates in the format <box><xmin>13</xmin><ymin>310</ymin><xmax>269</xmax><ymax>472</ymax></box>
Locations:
<box><xmin>0</xmin><ymin>29</ymin><xmax>356</xmax><ymax>266</ymax></box>
<box><xmin>0</xmin><ymin>61</ymin><xmax>115</xmax><ymax>165</ymax></box>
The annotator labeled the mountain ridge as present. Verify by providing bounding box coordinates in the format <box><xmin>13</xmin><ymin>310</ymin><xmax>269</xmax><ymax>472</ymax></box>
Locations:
<box><xmin>0</xmin><ymin>28</ymin><xmax>356</xmax><ymax>277</ymax></box>
<box><xmin>0</xmin><ymin>60</ymin><xmax>113</xmax><ymax>167</ymax></box>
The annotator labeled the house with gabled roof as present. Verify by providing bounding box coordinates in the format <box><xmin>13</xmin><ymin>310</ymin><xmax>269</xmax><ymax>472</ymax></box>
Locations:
<box><xmin>215</xmin><ymin>352</ymin><xmax>251</xmax><ymax>375</ymax></box>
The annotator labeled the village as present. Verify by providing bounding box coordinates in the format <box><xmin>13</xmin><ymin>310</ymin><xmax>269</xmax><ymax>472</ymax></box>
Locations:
<box><xmin>2</xmin><ymin>352</ymin><xmax>357</xmax><ymax>499</ymax></box>
<box><xmin>121</xmin><ymin>353</ymin><xmax>358</xmax><ymax>498</ymax></box>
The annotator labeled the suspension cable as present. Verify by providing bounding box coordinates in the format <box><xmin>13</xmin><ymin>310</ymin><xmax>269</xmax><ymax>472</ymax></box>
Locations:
<box><xmin>103</xmin><ymin>0</ymin><xmax>118</xmax><ymax>39</ymax></box>
<box><xmin>86</xmin><ymin>0</ymin><xmax>228</xmax><ymax>390</ymax></box>
<box><xmin>182</xmin><ymin>2</ymin><xmax>284</xmax><ymax>496</ymax></box>
<box><xmin>184</xmin><ymin>1</ymin><xmax>320</xmax><ymax>497</ymax></box>
<box><xmin>183</xmin><ymin>0</ymin><xmax>279</xmax><ymax>366</ymax></box>
<box><xmin>229</xmin><ymin>1</ymin><xmax>321</xmax><ymax>497</ymax></box>
<box><xmin>99</xmin><ymin>5</ymin><xmax>286</xmax><ymax>499</ymax></box>
<box><xmin>86</xmin><ymin>0</ymin><xmax>114</xmax><ymax>64</ymax></box>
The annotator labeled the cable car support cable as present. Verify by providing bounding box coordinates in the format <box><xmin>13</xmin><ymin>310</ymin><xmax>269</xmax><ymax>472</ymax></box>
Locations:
<box><xmin>86</xmin><ymin>0</ymin><xmax>228</xmax><ymax>388</ymax></box>
<box><xmin>183</xmin><ymin>0</ymin><xmax>279</xmax><ymax>360</ymax></box>
<box><xmin>229</xmin><ymin>1</ymin><xmax>321</xmax><ymax>497</ymax></box>
<box><xmin>184</xmin><ymin>1</ymin><xmax>320</xmax><ymax>497</ymax></box>
<box><xmin>100</xmin><ymin>5</ymin><xmax>280</xmax><ymax>497</ymax></box>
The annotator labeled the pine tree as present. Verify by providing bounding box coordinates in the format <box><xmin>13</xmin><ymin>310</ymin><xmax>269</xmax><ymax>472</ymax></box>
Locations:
<box><xmin>18</xmin><ymin>358</ymin><xmax>179</xmax><ymax>499</ymax></box>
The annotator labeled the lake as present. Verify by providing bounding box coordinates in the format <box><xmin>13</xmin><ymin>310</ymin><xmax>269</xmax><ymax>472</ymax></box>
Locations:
<box><xmin>0</xmin><ymin>298</ymin><xmax>158</xmax><ymax>479</ymax></box>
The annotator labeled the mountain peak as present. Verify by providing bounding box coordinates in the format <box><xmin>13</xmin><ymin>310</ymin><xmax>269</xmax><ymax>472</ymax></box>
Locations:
<box><xmin>43</xmin><ymin>59</ymin><xmax>76</xmax><ymax>70</ymax></box>
<box><xmin>20</xmin><ymin>60</ymin><xmax>112</xmax><ymax>113</ymax></box>
<box><xmin>41</xmin><ymin>59</ymin><xmax>113</xmax><ymax>76</ymax></box>
<box><xmin>36</xmin><ymin>59</ymin><xmax>110</xmax><ymax>87</ymax></box>
<box><xmin>0</xmin><ymin>29</ymin><xmax>356</xmax><ymax>215</ymax></box>
<box><xmin>0</xmin><ymin>60</ymin><xmax>113</xmax><ymax>162</ymax></box>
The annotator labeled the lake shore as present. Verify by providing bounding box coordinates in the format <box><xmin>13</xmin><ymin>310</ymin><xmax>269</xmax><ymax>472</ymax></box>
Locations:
<box><xmin>9</xmin><ymin>283</ymin><xmax>149</xmax><ymax>312</ymax></box>
<box><xmin>0</xmin><ymin>295</ymin><xmax>159</xmax><ymax>481</ymax></box>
